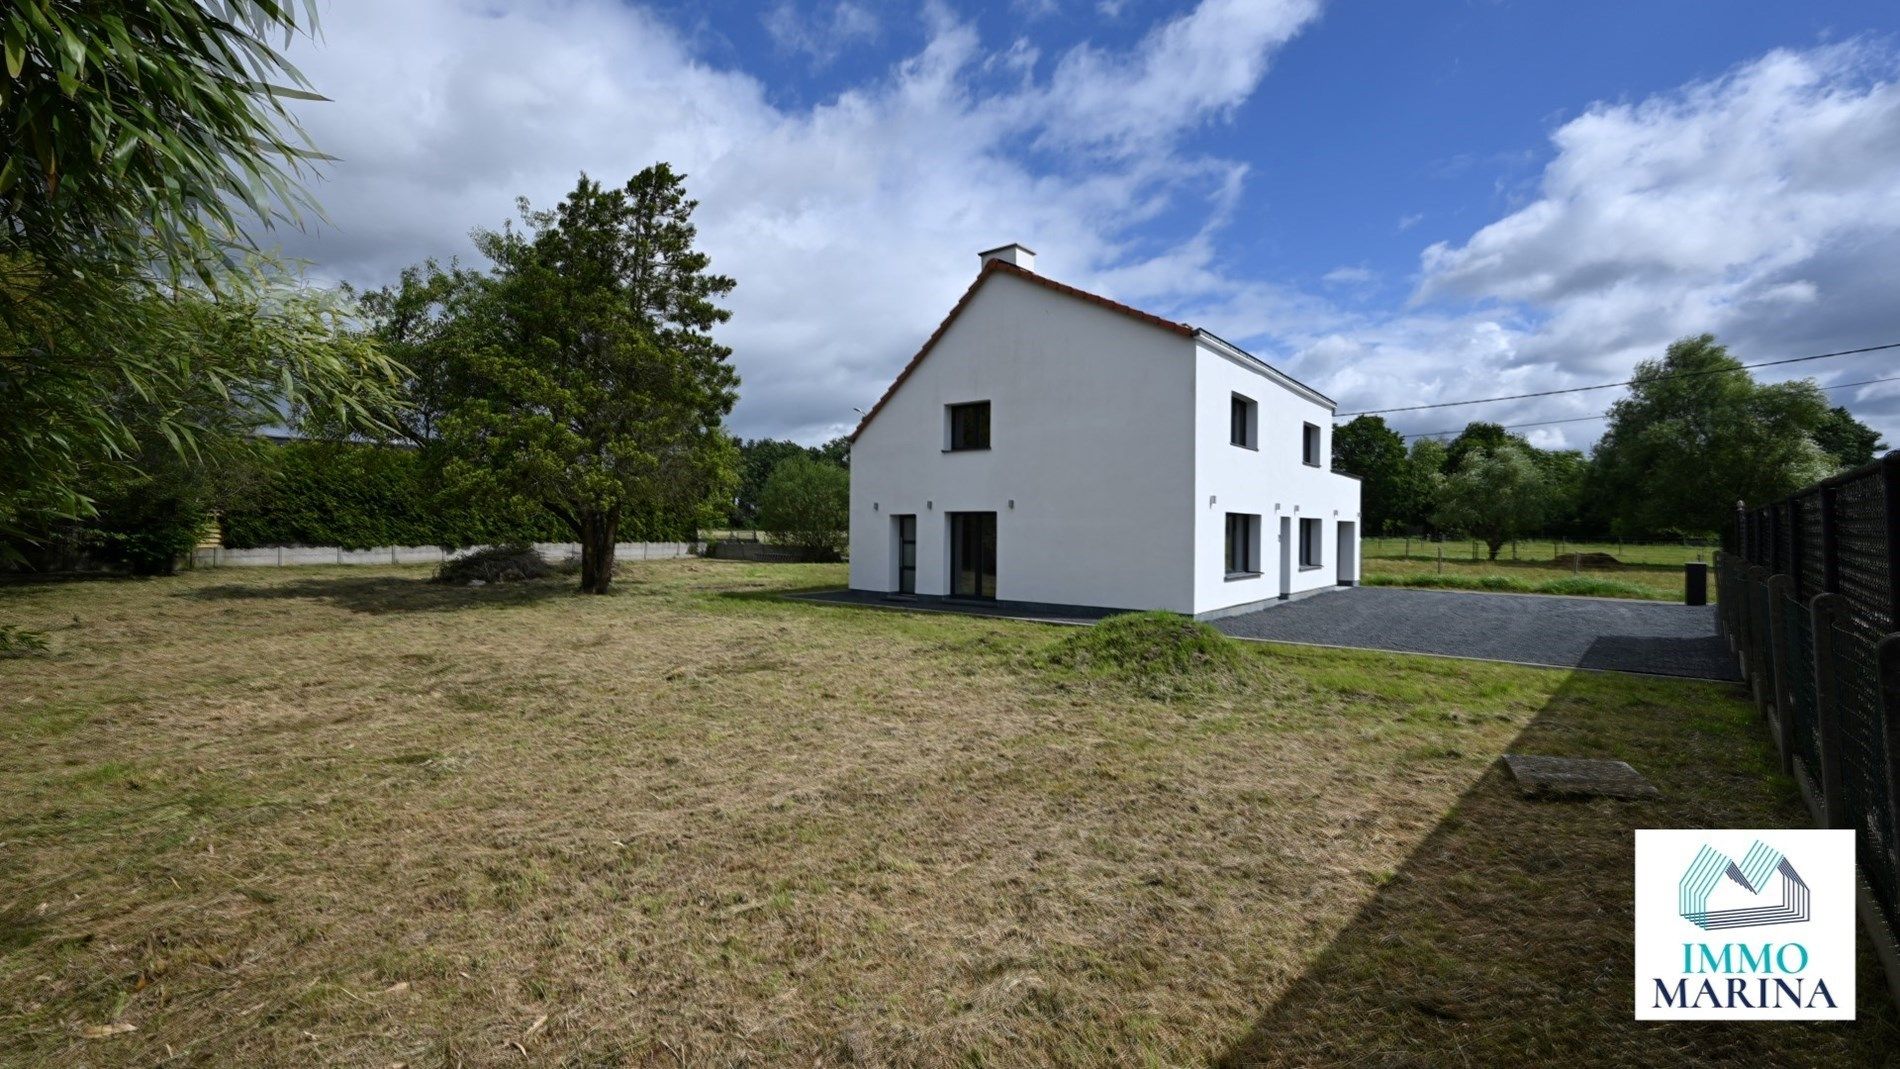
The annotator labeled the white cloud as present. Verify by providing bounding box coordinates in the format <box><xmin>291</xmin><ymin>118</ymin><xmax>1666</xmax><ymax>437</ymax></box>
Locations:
<box><xmin>277</xmin><ymin>0</ymin><xmax>1325</xmax><ymax>442</ymax></box>
<box><xmin>763</xmin><ymin>1</ymin><xmax>881</xmax><ymax>68</ymax></box>
<box><xmin>1286</xmin><ymin>41</ymin><xmax>1900</xmax><ymax>450</ymax></box>
<box><xmin>1322</xmin><ymin>265</ymin><xmax>1374</xmax><ymax>286</ymax></box>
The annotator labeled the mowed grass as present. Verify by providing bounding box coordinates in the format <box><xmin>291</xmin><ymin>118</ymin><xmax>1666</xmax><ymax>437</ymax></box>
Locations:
<box><xmin>1</xmin><ymin>561</ymin><xmax>1892</xmax><ymax>1066</ymax></box>
<box><xmin>1360</xmin><ymin>555</ymin><xmax>1696</xmax><ymax>602</ymax></box>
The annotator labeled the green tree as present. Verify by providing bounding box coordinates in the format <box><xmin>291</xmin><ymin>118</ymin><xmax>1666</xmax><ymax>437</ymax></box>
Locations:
<box><xmin>2</xmin><ymin>1</ymin><xmax>324</xmax><ymax>279</ymax></box>
<box><xmin>1444</xmin><ymin>421</ymin><xmax>1525</xmax><ymax>474</ymax></box>
<box><xmin>2</xmin><ymin>3</ymin><xmax>404</xmax><ymax>545</ymax></box>
<box><xmin>352</xmin><ymin>260</ymin><xmax>484</xmax><ymax>446</ymax></box>
<box><xmin>1397</xmin><ymin>437</ymin><xmax>1449</xmax><ymax>532</ymax></box>
<box><xmin>1332</xmin><ymin>415</ymin><xmax>1409</xmax><ymax>534</ymax></box>
<box><xmin>1432</xmin><ymin>443</ymin><xmax>1551</xmax><ymax>559</ymax></box>
<box><xmin>734</xmin><ymin>438</ymin><xmax>814</xmax><ymax>527</ymax></box>
<box><xmin>443</xmin><ymin>167</ymin><xmax>741</xmax><ymax>594</ymax></box>
<box><xmin>1533</xmin><ymin>448</ymin><xmax>1590</xmax><ymax>537</ymax></box>
<box><xmin>1590</xmin><ymin>335</ymin><xmax>1834</xmax><ymax>536</ymax></box>
<box><xmin>1812</xmin><ymin>405</ymin><xmax>1884</xmax><ymax>469</ymax></box>
<box><xmin>756</xmin><ymin>455</ymin><xmax>849</xmax><ymax>560</ymax></box>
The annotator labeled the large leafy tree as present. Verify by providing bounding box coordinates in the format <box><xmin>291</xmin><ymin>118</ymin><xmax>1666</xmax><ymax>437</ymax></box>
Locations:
<box><xmin>1813</xmin><ymin>405</ymin><xmax>1885</xmax><ymax>469</ymax></box>
<box><xmin>445</xmin><ymin>167</ymin><xmax>740</xmax><ymax>594</ymax></box>
<box><xmin>1332</xmin><ymin>415</ymin><xmax>1410</xmax><ymax>534</ymax></box>
<box><xmin>1591</xmin><ymin>335</ymin><xmax>1835</xmax><ymax>537</ymax></box>
<box><xmin>1432</xmin><ymin>443</ymin><xmax>1552</xmax><ymax>559</ymax></box>
<box><xmin>2</xmin><ymin>2</ymin><xmax>403</xmax><ymax>545</ymax></box>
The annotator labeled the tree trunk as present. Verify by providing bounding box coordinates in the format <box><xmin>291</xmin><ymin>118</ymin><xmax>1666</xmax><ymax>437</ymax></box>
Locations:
<box><xmin>578</xmin><ymin>512</ymin><xmax>620</xmax><ymax>594</ymax></box>
<box><xmin>1487</xmin><ymin>538</ymin><xmax>1504</xmax><ymax>561</ymax></box>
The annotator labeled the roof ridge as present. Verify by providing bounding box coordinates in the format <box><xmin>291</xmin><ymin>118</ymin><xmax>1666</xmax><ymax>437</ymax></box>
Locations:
<box><xmin>848</xmin><ymin>260</ymin><xmax>1194</xmax><ymax>441</ymax></box>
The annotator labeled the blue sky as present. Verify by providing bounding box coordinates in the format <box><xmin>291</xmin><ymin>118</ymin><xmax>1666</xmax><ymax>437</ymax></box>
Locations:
<box><xmin>278</xmin><ymin>1</ymin><xmax>1900</xmax><ymax>448</ymax></box>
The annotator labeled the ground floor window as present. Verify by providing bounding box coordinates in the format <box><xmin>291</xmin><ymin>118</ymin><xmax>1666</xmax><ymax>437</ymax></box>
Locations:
<box><xmin>1299</xmin><ymin>517</ymin><xmax>1323</xmax><ymax>568</ymax></box>
<box><xmin>1225</xmin><ymin>513</ymin><xmax>1260</xmax><ymax>577</ymax></box>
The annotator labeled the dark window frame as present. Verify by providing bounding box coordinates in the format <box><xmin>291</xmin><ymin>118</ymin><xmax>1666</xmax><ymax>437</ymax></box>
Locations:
<box><xmin>1225</xmin><ymin>512</ymin><xmax>1261</xmax><ymax>578</ymax></box>
<box><xmin>946</xmin><ymin>401</ymin><xmax>991</xmax><ymax>452</ymax></box>
<box><xmin>1230</xmin><ymin>393</ymin><xmax>1257</xmax><ymax>449</ymax></box>
<box><xmin>1299</xmin><ymin>517</ymin><xmax>1323</xmax><ymax>570</ymax></box>
<box><xmin>1302</xmin><ymin>422</ymin><xmax>1322</xmax><ymax>467</ymax></box>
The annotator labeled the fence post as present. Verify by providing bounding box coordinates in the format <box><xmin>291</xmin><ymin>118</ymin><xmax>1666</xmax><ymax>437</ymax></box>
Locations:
<box><xmin>1766</xmin><ymin>574</ymin><xmax>1796</xmax><ymax>772</ymax></box>
<box><xmin>1810</xmin><ymin>592</ymin><xmax>1848</xmax><ymax>829</ymax></box>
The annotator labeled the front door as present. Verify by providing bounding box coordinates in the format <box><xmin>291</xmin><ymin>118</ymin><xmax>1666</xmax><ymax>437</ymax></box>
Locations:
<box><xmin>949</xmin><ymin>512</ymin><xmax>997</xmax><ymax>599</ymax></box>
<box><xmin>895</xmin><ymin>515</ymin><xmax>917</xmax><ymax>594</ymax></box>
<box><xmin>1278</xmin><ymin>516</ymin><xmax>1293</xmax><ymax>599</ymax></box>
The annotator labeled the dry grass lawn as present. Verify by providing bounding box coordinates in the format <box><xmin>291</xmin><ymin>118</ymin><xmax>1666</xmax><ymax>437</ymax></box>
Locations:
<box><xmin>1</xmin><ymin>560</ymin><xmax>1893</xmax><ymax>1067</ymax></box>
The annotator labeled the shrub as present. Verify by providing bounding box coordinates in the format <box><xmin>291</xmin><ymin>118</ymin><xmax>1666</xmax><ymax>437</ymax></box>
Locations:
<box><xmin>435</xmin><ymin>544</ymin><xmax>554</xmax><ymax>584</ymax></box>
<box><xmin>755</xmin><ymin>455</ymin><xmax>848</xmax><ymax>561</ymax></box>
<box><xmin>1038</xmin><ymin>611</ymin><xmax>1252</xmax><ymax>697</ymax></box>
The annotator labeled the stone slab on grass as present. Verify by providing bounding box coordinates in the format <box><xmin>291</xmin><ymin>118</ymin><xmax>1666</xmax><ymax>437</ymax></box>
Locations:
<box><xmin>1503</xmin><ymin>754</ymin><xmax>1659</xmax><ymax>800</ymax></box>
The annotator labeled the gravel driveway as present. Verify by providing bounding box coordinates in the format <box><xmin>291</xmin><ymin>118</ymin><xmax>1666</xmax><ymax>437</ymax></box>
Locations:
<box><xmin>1210</xmin><ymin>586</ymin><xmax>1737</xmax><ymax>680</ymax></box>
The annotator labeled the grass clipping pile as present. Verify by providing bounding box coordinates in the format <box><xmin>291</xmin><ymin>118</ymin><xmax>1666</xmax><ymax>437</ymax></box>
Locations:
<box><xmin>433</xmin><ymin>544</ymin><xmax>555</xmax><ymax>585</ymax></box>
<box><xmin>1037</xmin><ymin>610</ymin><xmax>1255</xmax><ymax>699</ymax></box>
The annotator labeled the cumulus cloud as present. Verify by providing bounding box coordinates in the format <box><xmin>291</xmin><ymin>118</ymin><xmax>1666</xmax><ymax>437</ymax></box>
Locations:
<box><xmin>276</xmin><ymin>0</ymin><xmax>1324</xmax><ymax>442</ymax></box>
<box><xmin>1295</xmin><ymin>42</ymin><xmax>1900</xmax><ymax>449</ymax></box>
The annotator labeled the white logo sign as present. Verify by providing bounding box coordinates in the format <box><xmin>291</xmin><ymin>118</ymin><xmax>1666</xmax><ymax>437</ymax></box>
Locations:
<box><xmin>1635</xmin><ymin>829</ymin><xmax>1854</xmax><ymax>1019</ymax></box>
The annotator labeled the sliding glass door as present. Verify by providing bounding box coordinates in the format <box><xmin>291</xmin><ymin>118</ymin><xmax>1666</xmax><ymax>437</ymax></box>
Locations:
<box><xmin>948</xmin><ymin>512</ymin><xmax>997</xmax><ymax>599</ymax></box>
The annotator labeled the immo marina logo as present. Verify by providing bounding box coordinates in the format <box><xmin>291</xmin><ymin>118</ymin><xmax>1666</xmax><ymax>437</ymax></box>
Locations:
<box><xmin>1635</xmin><ymin>829</ymin><xmax>1854</xmax><ymax>1020</ymax></box>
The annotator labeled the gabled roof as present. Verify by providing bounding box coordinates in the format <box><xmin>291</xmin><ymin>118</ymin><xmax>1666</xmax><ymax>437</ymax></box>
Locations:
<box><xmin>847</xmin><ymin>259</ymin><xmax>1331</xmax><ymax>441</ymax></box>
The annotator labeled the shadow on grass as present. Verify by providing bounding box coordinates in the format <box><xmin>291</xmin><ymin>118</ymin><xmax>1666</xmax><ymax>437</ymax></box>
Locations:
<box><xmin>1212</xmin><ymin>659</ymin><xmax>1900</xmax><ymax>1068</ymax></box>
<box><xmin>184</xmin><ymin>575</ymin><xmax>578</xmax><ymax>615</ymax></box>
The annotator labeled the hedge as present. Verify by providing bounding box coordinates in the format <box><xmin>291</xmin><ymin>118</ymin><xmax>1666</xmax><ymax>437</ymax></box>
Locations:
<box><xmin>219</xmin><ymin>441</ymin><xmax>694</xmax><ymax>549</ymax></box>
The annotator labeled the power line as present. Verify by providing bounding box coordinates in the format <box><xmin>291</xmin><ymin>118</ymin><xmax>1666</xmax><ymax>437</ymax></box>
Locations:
<box><xmin>1397</xmin><ymin>373</ymin><xmax>1900</xmax><ymax>441</ymax></box>
<box><xmin>1339</xmin><ymin>341</ymin><xmax>1900</xmax><ymax>418</ymax></box>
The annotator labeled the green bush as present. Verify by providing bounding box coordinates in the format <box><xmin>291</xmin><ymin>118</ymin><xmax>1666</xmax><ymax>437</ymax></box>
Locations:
<box><xmin>755</xmin><ymin>455</ymin><xmax>848</xmax><ymax>561</ymax></box>
<box><xmin>1038</xmin><ymin>611</ymin><xmax>1252</xmax><ymax>697</ymax></box>
<box><xmin>220</xmin><ymin>441</ymin><xmax>697</xmax><ymax>550</ymax></box>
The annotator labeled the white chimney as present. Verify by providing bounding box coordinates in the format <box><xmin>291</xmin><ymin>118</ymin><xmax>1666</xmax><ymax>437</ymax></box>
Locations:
<box><xmin>978</xmin><ymin>243</ymin><xmax>1036</xmax><ymax>272</ymax></box>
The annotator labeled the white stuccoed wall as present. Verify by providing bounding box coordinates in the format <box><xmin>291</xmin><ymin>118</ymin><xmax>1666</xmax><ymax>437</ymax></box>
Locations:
<box><xmin>848</xmin><ymin>269</ymin><xmax>1198</xmax><ymax>612</ymax></box>
<box><xmin>1190</xmin><ymin>340</ymin><xmax>1362</xmax><ymax>616</ymax></box>
<box><xmin>848</xmin><ymin>264</ymin><xmax>1361</xmax><ymax>617</ymax></box>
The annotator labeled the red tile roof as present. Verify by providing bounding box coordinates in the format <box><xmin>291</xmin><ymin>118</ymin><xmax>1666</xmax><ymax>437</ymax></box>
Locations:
<box><xmin>848</xmin><ymin>259</ymin><xmax>1195</xmax><ymax>442</ymax></box>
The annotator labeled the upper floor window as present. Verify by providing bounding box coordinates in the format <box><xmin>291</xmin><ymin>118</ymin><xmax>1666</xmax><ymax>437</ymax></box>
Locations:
<box><xmin>1230</xmin><ymin>394</ymin><xmax>1257</xmax><ymax>449</ymax></box>
<box><xmin>947</xmin><ymin>401</ymin><xmax>990</xmax><ymax>451</ymax></box>
<box><xmin>1302</xmin><ymin>422</ymin><xmax>1322</xmax><ymax>467</ymax></box>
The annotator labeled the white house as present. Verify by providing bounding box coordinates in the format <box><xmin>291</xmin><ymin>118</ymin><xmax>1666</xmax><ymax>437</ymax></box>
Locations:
<box><xmin>846</xmin><ymin>244</ymin><xmax>1361</xmax><ymax>619</ymax></box>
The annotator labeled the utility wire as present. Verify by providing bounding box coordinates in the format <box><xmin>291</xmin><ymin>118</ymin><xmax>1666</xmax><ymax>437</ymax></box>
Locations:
<box><xmin>1397</xmin><ymin>373</ymin><xmax>1900</xmax><ymax>441</ymax></box>
<box><xmin>1340</xmin><ymin>341</ymin><xmax>1900</xmax><ymax>417</ymax></box>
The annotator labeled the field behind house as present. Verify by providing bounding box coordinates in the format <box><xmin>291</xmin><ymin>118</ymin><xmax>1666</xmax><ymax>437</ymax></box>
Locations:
<box><xmin>1360</xmin><ymin>537</ymin><xmax>1710</xmax><ymax>601</ymax></box>
<box><xmin>1</xmin><ymin>561</ymin><xmax>1890</xmax><ymax>1066</ymax></box>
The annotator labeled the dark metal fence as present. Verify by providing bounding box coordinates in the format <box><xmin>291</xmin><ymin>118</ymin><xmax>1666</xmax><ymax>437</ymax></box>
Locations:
<box><xmin>1721</xmin><ymin>451</ymin><xmax>1900</xmax><ymax>1004</ymax></box>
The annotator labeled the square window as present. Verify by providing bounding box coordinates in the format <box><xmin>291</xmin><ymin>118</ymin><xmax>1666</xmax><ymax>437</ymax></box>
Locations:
<box><xmin>1302</xmin><ymin>422</ymin><xmax>1322</xmax><ymax>467</ymax></box>
<box><xmin>1225</xmin><ymin>513</ymin><xmax>1261</xmax><ymax>577</ymax></box>
<box><xmin>1300</xmin><ymin>517</ymin><xmax>1323</xmax><ymax>568</ymax></box>
<box><xmin>947</xmin><ymin>401</ymin><xmax>990</xmax><ymax>451</ymax></box>
<box><xmin>1230</xmin><ymin>394</ymin><xmax>1257</xmax><ymax>449</ymax></box>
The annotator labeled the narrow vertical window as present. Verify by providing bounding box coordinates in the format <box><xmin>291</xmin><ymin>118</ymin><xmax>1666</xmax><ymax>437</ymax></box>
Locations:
<box><xmin>1299</xmin><ymin>517</ymin><xmax>1323</xmax><ymax>568</ymax></box>
<box><xmin>1225</xmin><ymin>513</ymin><xmax>1260</xmax><ymax>577</ymax></box>
<box><xmin>1230</xmin><ymin>394</ymin><xmax>1257</xmax><ymax>448</ymax></box>
<box><xmin>1302</xmin><ymin>422</ymin><xmax>1321</xmax><ymax>466</ymax></box>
